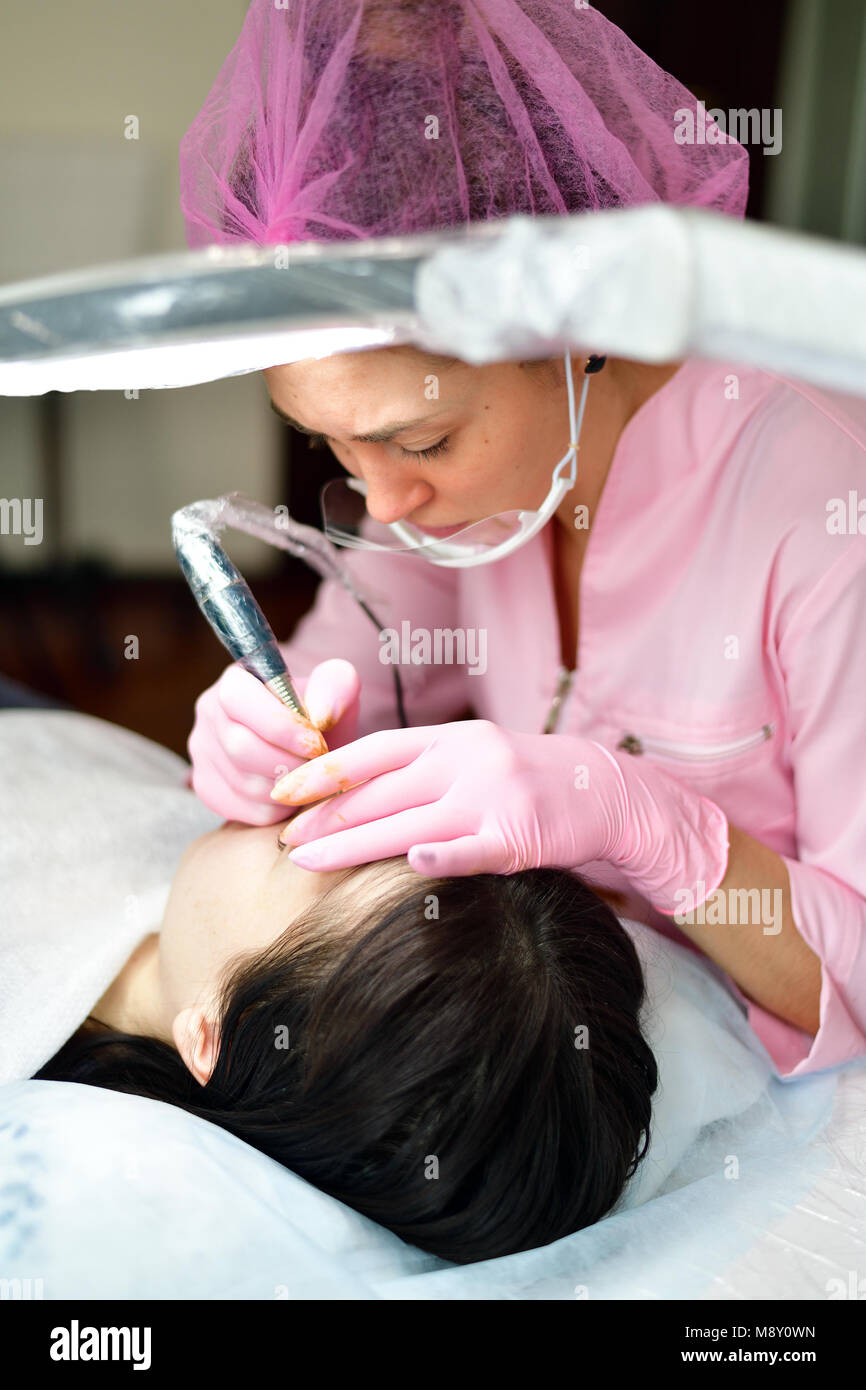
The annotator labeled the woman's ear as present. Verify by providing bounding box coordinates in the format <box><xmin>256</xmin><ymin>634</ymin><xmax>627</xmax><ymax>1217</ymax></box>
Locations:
<box><xmin>172</xmin><ymin>1006</ymin><xmax>220</xmax><ymax>1086</ymax></box>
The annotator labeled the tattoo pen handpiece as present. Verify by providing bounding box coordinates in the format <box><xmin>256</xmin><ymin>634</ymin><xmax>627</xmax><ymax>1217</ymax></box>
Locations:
<box><xmin>172</xmin><ymin>519</ymin><xmax>327</xmax><ymax>753</ymax></box>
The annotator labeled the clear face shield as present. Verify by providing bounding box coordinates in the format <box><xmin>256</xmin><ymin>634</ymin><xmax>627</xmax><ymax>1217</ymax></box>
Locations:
<box><xmin>319</xmin><ymin>351</ymin><xmax>606</xmax><ymax>569</ymax></box>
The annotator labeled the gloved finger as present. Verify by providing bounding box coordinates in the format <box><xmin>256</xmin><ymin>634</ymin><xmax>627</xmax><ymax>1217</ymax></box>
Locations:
<box><xmin>280</xmin><ymin>759</ymin><xmax>442</xmax><ymax>846</ymax></box>
<box><xmin>287</xmin><ymin>801</ymin><xmax>458</xmax><ymax>872</ymax></box>
<box><xmin>302</xmin><ymin>658</ymin><xmax>362</xmax><ymax>736</ymax></box>
<box><xmin>408</xmin><ymin>834</ymin><xmax>504</xmax><ymax>877</ymax></box>
<box><xmin>210</xmin><ymin>701</ymin><xmax>309</xmax><ymax>782</ymax></box>
<box><xmin>271</xmin><ymin>724</ymin><xmax>443</xmax><ymax>806</ymax></box>
<box><xmin>191</xmin><ymin>718</ymin><xmax>294</xmax><ymax>803</ymax></box>
<box><xmin>216</xmin><ymin>663</ymin><xmax>327</xmax><ymax>758</ymax></box>
<box><xmin>190</xmin><ymin>757</ymin><xmax>289</xmax><ymax>826</ymax></box>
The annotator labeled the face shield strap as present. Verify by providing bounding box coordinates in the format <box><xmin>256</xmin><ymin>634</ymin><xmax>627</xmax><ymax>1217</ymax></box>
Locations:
<box><xmin>552</xmin><ymin>349</ymin><xmax>597</xmax><ymax>493</ymax></box>
<box><xmin>320</xmin><ymin>351</ymin><xmax>606</xmax><ymax>568</ymax></box>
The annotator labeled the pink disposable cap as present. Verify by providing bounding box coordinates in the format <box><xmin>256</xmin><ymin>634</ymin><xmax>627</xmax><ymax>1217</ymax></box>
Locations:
<box><xmin>179</xmin><ymin>0</ymin><xmax>749</xmax><ymax>250</ymax></box>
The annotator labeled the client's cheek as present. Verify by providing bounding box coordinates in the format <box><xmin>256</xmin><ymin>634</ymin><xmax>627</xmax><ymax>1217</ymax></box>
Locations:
<box><xmin>160</xmin><ymin>893</ymin><xmax>220</xmax><ymax>997</ymax></box>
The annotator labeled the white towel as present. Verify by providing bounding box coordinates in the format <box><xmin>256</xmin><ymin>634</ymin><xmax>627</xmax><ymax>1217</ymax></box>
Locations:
<box><xmin>0</xmin><ymin>710</ymin><xmax>219</xmax><ymax>1082</ymax></box>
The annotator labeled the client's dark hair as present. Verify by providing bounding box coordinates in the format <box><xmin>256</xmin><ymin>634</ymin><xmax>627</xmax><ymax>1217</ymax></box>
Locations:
<box><xmin>36</xmin><ymin>865</ymin><xmax>657</xmax><ymax>1265</ymax></box>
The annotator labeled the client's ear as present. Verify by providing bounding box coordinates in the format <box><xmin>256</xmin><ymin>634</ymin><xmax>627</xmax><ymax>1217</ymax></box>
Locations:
<box><xmin>172</xmin><ymin>1007</ymin><xmax>220</xmax><ymax>1086</ymax></box>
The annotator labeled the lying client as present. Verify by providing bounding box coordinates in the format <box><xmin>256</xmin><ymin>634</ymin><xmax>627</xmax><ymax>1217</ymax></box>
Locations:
<box><xmin>37</xmin><ymin>816</ymin><xmax>656</xmax><ymax>1265</ymax></box>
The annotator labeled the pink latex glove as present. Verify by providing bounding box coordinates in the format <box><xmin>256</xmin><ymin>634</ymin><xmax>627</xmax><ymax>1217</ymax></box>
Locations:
<box><xmin>270</xmin><ymin>720</ymin><xmax>730</xmax><ymax>915</ymax></box>
<box><xmin>187</xmin><ymin>656</ymin><xmax>361</xmax><ymax>825</ymax></box>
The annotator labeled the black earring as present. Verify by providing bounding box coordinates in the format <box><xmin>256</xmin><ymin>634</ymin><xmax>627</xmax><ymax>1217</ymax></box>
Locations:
<box><xmin>585</xmin><ymin>354</ymin><xmax>607</xmax><ymax>375</ymax></box>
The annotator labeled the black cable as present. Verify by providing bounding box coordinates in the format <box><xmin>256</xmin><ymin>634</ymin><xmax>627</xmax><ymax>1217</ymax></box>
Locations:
<box><xmin>352</xmin><ymin>593</ymin><xmax>409</xmax><ymax>729</ymax></box>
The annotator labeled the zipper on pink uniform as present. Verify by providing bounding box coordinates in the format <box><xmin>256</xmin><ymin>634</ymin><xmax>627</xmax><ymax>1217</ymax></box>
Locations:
<box><xmin>617</xmin><ymin>723</ymin><xmax>775</xmax><ymax>760</ymax></box>
<box><xmin>542</xmin><ymin>665</ymin><xmax>575</xmax><ymax>735</ymax></box>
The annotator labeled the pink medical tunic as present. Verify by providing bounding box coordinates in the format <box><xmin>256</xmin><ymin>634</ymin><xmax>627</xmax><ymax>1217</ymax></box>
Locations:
<box><xmin>286</xmin><ymin>356</ymin><xmax>866</xmax><ymax>1081</ymax></box>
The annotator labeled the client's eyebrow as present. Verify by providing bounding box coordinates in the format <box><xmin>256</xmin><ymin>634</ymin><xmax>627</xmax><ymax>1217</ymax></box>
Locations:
<box><xmin>268</xmin><ymin>398</ymin><xmax>445</xmax><ymax>444</ymax></box>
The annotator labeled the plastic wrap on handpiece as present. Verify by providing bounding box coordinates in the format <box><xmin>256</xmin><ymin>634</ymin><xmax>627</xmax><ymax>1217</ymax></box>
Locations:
<box><xmin>170</xmin><ymin>492</ymin><xmax>375</xmax><ymax>612</ymax></box>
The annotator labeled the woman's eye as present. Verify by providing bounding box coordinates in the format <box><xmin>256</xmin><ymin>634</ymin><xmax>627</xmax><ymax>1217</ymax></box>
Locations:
<box><xmin>400</xmin><ymin>437</ymin><xmax>450</xmax><ymax>461</ymax></box>
<box><xmin>308</xmin><ymin>434</ymin><xmax>451</xmax><ymax>462</ymax></box>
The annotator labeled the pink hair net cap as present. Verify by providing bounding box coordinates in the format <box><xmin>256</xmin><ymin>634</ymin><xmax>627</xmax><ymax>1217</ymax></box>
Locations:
<box><xmin>179</xmin><ymin>0</ymin><xmax>749</xmax><ymax>250</ymax></box>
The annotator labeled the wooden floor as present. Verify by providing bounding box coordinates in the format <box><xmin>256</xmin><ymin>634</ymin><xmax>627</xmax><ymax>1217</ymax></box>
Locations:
<box><xmin>0</xmin><ymin>562</ymin><xmax>321</xmax><ymax>759</ymax></box>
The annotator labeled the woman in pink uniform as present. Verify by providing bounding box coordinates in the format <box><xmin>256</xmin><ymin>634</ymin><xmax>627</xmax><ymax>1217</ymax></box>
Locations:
<box><xmin>182</xmin><ymin>0</ymin><xmax>866</xmax><ymax>1080</ymax></box>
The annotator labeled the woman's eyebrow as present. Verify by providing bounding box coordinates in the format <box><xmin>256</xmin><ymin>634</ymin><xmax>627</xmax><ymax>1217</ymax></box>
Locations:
<box><xmin>268</xmin><ymin>398</ymin><xmax>446</xmax><ymax>443</ymax></box>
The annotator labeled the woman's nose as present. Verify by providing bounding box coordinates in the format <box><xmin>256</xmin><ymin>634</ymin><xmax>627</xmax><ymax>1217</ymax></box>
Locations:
<box><xmin>353</xmin><ymin>454</ymin><xmax>434</xmax><ymax>526</ymax></box>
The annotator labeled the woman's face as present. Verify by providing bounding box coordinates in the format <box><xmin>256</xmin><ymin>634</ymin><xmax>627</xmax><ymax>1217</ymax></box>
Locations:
<box><xmin>262</xmin><ymin>349</ymin><xmax>569</xmax><ymax>531</ymax></box>
<box><xmin>157</xmin><ymin>819</ymin><xmax>412</xmax><ymax>1028</ymax></box>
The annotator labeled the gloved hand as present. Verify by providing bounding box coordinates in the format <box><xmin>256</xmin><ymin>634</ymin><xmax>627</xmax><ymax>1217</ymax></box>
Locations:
<box><xmin>271</xmin><ymin>720</ymin><xmax>730</xmax><ymax>915</ymax></box>
<box><xmin>188</xmin><ymin>656</ymin><xmax>361</xmax><ymax>825</ymax></box>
